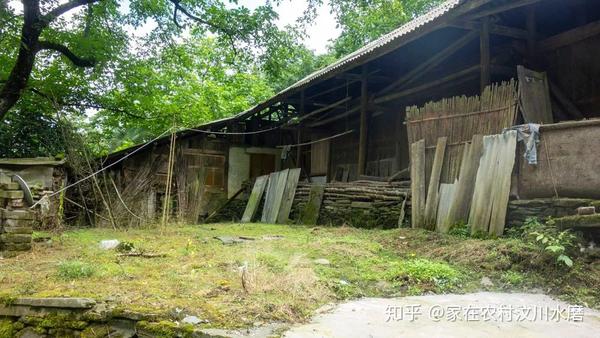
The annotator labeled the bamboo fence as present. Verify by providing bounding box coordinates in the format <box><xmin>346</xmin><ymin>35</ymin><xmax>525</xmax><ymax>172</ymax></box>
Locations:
<box><xmin>406</xmin><ymin>80</ymin><xmax>518</xmax><ymax>185</ymax></box>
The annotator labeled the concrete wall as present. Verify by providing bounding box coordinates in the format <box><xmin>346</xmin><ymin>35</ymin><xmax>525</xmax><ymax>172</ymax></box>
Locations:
<box><xmin>516</xmin><ymin>120</ymin><xmax>600</xmax><ymax>199</ymax></box>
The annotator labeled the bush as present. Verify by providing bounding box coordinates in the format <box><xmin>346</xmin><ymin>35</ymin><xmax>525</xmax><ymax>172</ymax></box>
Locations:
<box><xmin>522</xmin><ymin>217</ymin><xmax>578</xmax><ymax>268</ymax></box>
<box><xmin>386</xmin><ymin>259</ymin><xmax>461</xmax><ymax>290</ymax></box>
<box><xmin>57</xmin><ymin>260</ymin><xmax>96</xmax><ymax>280</ymax></box>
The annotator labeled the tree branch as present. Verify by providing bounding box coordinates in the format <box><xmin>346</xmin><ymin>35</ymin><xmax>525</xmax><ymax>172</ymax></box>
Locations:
<box><xmin>168</xmin><ymin>0</ymin><xmax>240</xmax><ymax>55</ymax></box>
<box><xmin>28</xmin><ymin>87</ymin><xmax>150</xmax><ymax>120</ymax></box>
<box><xmin>43</xmin><ymin>0</ymin><xmax>102</xmax><ymax>25</ymax></box>
<box><xmin>38</xmin><ymin>41</ymin><xmax>96</xmax><ymax>67</ymax></box>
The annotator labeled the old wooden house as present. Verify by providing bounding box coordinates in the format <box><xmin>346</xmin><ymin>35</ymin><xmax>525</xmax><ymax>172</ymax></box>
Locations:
<box><xmin>99</xmin><ymin>0</ymin><xmax>600</xmax><ymax>231</ymax></box>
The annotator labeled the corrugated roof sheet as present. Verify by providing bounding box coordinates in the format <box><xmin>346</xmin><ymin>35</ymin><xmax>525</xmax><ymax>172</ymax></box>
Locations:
<box><xmin>104</xmin><ymin>0</ymin><xmax>468</xmax><ymax>160</ymax></box>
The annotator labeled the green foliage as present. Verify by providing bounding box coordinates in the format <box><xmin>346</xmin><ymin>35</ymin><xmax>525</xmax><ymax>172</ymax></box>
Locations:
<box><xmin>448</xmin><ymin>222</ymin><xmax>470</xmax><ymax>238</ymax></box>
<box><xmin>326</xmin><ymin>0</ymin><xmax>444</xmax><ymax>57</ymax></box>
<box><xmin>386</xmin><ymin>258</ymin><xmax>461</xmax><ymax>289</ymax></box>
<box><xmin>523</xmin><ymin>217</ymin><xmax>577</xmax><ymax>268</ymax></box>
<box><xmin>56</xmin><ymin>260</ymin><xmax>96</xmax><ymax>280</ymax></box>
<box><xmin>500</xmin><ymin>270</ymin><xmax>525</xmax><ymax>286</ymax></box>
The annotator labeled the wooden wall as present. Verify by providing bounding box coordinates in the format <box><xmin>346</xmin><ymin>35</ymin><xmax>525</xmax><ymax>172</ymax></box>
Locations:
<box><xmin>545</xmin><ymin>35</ymin><xmax>600</xmax><ymax>119</ymax></box>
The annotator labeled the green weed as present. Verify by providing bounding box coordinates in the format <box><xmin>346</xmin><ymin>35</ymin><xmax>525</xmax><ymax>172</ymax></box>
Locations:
<box><xmin>56</xmin><ymin>260</ymin><xmax>96</xmax><ymax>280</ymax></box>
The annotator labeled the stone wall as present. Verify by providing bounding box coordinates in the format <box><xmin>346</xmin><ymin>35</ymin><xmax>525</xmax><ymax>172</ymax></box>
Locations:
<box><xmin>506</xmin><ymin>198</ymin><xmax>599</xmax><ymax>228</ymax></box>
<box><xmin>0</xmin><ymin>175</ymin><xmax>34</xmax><ymax>258</ymax></box>
<box><xmin>0</xmin><ymin>297</ymin><xmax>224</xmax><ymax>337</ymax></box>
<box><xmin>291</xmin><ymin>181</ymin><xmax>410</xmax><ymax>228</ymax></box>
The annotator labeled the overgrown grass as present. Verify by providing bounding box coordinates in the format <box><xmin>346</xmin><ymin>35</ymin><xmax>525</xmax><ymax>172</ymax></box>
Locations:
<box><xmin>0</xmin><ymin>223</ymin><xmax>598</xmax><ymax>329</ymax></box>
<box><xmin>56</xmin><ymin>260</ymin><xmax>96</xmax><ymax>280</ymax></box>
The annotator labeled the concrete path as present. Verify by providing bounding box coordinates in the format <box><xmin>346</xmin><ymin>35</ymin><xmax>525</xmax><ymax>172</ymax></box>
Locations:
<box><xmin>283</xmin><ymin>293</ymin><xmax>600</xmax><ymax>338</ymax></box>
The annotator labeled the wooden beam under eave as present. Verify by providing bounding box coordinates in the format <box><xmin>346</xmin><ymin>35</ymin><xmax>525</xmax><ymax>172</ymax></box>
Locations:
<box><xmin>296</xmin><ymin>91</ymin><xmax>305</xmax><ymax>169</ymax></box>
<box><xmin>466</xmin><ymin>0</ymin><xmax>542</xmax><ymax>21</ymax></box>
<box><xmin>374</xmin><ymin>65</ymin><xmax>481</xmax><ymax>105</ymax></box>
<box><xmin>379</xmin><ymin>30</ymin><xmax>479</xmax><ymax>96</ymax></box>
<box><xmin>358</xmin><ymin>65</ymin><xmax>369</xmax><ymax>176</ymax></box>
<box><xmin>480</xmin><ymin>17</ymin><xmax>491</xmax><ymax>93</ymax></box>
<box><xmin>449</xmin><ymin>21</ymin><xmax>530</xmax><ymax>40</ymax></box>
<box><xmin>539</xmin><ymin>20</ymin><xmax>600</xmax><ymax>51</ymax></box>
<box><xmin>526</xmin><ymin>5</ymin><xmax>537</xmax><ymax>65</ymax></box>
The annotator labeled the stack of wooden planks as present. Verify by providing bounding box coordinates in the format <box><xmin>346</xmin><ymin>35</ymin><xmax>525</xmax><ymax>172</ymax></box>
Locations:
<box><xmin>411</xmin><ymin>131</ymin><xmax>517</xmax><ymax>236</ymax></box>
<box><xmin>241</xmin><ymin>168</ymin><xmax>301</xmax><ymax>224</ymax></box>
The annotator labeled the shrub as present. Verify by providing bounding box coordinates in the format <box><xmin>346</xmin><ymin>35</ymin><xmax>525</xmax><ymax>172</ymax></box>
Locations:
<box><xmin>522</xmin><ymin>217</ymin><xmax>577</xmax><ymax>268</ymax></box>
<box><xmin>57</xmin><ymin>260</ymin><xmax>96</xmax><ymax>280</ymax></box>
<box><xmin>448</xmin><ymin>222</ymin><xmax>470</xmax><ymax>238</ymax></box>
<box><xmin>386</xmin><ymin>259</ymin><xmax>461</xmax><ymax>289</ymax></box>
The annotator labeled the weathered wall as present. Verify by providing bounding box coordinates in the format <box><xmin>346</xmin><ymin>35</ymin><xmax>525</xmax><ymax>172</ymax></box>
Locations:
<box><xmin>516</xmin><ymin>120</ymin><xmax>600</xmax><ymax>199</ymax></box>
<box><xmin>228</xmin><ymin>147</ymin><xmax>281</xmax><ymax>198</ymax></box>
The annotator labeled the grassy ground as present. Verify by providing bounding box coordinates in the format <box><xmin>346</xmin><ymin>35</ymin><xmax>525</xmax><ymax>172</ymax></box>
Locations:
<box><xmin>0</xmin><ymin>223</ymin><xmax>598</xmax><ymax>329</ymax></box>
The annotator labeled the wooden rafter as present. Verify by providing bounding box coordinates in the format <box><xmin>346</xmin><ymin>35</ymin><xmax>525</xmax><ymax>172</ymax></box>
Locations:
<box><xmin>449</xmin><ymin>21</ymin><xmax>530</xmax><ymax>40</ymax></box>
<box><xmin>465</xmin><ymin>0</ymin><xmax>543</xmax><ymax>21</ymax></box>
<box><xmin>379</xmin><ymin>30</ymin><xmax>479</xmax><ymax>95</ymax></box>
<box><xmin>539</xmin><ymin>20</ymin><xmax>600</xmax><ymax>51</ymax></box>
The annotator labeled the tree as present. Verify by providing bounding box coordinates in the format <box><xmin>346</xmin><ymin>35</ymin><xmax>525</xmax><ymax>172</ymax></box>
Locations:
<box><xmin>0</xmin><ymin>0</ymin><xmax>283</xmax><ymax>121</ymax></box>
<box><xmin>85</xmin><ymin>36</ymin><xmax>277</xmax><ymax>154</ymax></box>
<box><xmin>327</xmin><ymin>0</ymin><xmax>443</xmax><ymax>57</ymax></box>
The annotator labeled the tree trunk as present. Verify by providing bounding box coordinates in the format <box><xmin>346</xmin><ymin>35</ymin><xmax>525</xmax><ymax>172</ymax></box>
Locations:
<box><xmin>0</xmin><ymin>0</ymin><xmax>42</xmax><ymax>120</ymax></box>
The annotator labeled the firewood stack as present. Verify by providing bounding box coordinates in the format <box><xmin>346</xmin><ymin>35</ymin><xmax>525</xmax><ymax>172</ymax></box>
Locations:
<box><xmin>291</xmin><ymin>180</ymin><xmax>411</xmax><ymax>228</ymax></box>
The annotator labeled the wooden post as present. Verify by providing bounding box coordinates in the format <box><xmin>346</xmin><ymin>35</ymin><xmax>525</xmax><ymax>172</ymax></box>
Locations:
<box><xmin>526</xmin><ymin>6</ymin><xmax>536</xmax><ymax>66</ymax></box>
<box><xmin>480</xmin><ymin>17</ymin><xmax>491</xmax><ymax>93</ymax></box>
<box><xmin>297</xmin><ymin>91</ymin><xmax>304</xmax><ymax>169</ymax></box>
<box><xmin>358</xmin><ymin>65</ymin><xmax>369</xmax><ymax>176</ymax></box>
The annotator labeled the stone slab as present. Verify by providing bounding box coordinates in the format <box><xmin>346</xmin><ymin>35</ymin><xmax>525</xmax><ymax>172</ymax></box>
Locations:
<box><xmin>0</xmin><ymin>190</ymin><xmax>24</xmax><ymax>199</ymax></box>
<box><xmin>0</xmin><ymin>234</ymin><xmax>32</xmax><ymax>243</ymax></box>
<box><xmin>1</xmin><ymin>243</ymin><xmax>32</xmax><ymax>251</ymax></box>
<box><xmin>12</xmin><ymin>298</ymin><xmax>96</xmax><ymax>309</ymax></box>
<box><xmin>0</xmin><ymin>182</ymin><xmax>20</xmax><ymax>190</ymax></box>
<box><xmin>2</xmin><ymin>210</ymin><xmax>35</xmax><ymax>220</ymax></box>
<box><xmin>3</xmin><ymin>218</ymin><xmax>34</xmax><ymax>228</ymax></box>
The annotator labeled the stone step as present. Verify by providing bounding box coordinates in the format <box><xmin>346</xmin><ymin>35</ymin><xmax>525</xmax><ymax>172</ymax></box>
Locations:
<box><xmin>555</xmin><ymin>214</ymin><xmax>600</xmax><ymax>229</ymax></box>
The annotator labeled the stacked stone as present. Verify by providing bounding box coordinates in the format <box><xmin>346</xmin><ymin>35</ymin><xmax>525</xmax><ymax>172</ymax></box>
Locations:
<box><xmin>506</xmin><ymin>198</ymin><xmax>599</xmax><ymax>228</ymax></box>
<box><xmin>0</xmin><ymin>174</ymin><xmax>34</xmax><ymax>258</ymax></box>
<box><xmin>291</xmin><ymin>180</ymin><xmax>411</xmax><ymax>228</ymax></box>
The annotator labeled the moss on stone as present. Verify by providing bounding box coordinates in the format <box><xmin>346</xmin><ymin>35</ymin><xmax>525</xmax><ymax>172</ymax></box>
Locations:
<box><xmin>555</xmin><ymin>214</ymin><xmax>600</xmax><ymax>229</ymax></box>
<box><xmin>135</xmin><ymin>320</ymin><xmax>195</xmax><ymax>338</ymax></box>
<box><xmin>80</xmin><ymin>324</ymin><xmax>112</xmax><ymax>338</ymax></box>
<box><xmin>21</xmin><ymin>313</ymin><xmax>88</xmax><ymax>330</ymax></box>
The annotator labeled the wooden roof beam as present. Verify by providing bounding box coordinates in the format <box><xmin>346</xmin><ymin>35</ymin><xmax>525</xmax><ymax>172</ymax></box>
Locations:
<box><xmin>379</xmin><ymin>30</ymin><xmax>479</xmax><ymax>96</ymax></box>
<box><xmin>465</xmin><ymin>0</ymin><xmax>543</xmax><ymax>21</ymax></box>
<box><xmin>450</xmin><ymin>21</ymin><xmax>530</xmax><ymax>40</ymax></box>
<box><xmin>538</xmin><ymin>20</ymin><xmax>600</xmax><ymax>51</ymax></box>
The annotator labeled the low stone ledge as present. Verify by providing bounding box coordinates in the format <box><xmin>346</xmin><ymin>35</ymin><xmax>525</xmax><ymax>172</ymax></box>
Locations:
<box><xmin>2</xmin><ymin>210</ymin><xmax>35</xmax><ymax>220</ymax></box>
<box><xmin>11</xmin><ymin>297</ymin><xmax>96</xmax><ymax>309</ymax></box>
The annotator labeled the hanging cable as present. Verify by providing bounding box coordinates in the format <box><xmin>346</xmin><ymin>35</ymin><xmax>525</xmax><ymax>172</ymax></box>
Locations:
<box><xmin>29</xmin><ymin>127</ymin><xmax>173</xmax><ymax>208</ymax></box>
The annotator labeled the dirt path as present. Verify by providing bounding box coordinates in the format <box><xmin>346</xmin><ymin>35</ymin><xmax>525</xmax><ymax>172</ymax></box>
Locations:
<box><xmin>283</xmin><ymin>293</ymin><xmax>600</xmax><ymax>338</ymax></box>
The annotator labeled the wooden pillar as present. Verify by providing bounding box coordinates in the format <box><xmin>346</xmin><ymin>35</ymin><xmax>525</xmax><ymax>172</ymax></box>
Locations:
<box><xmin>296</xmin><ymin>91</ymin><xmax>305</xmax><ymax>169</ymax></box>
<box><xmin>526</xmin><ymin>6</ymin><xmax>536</xmax><ymax>66</ymax></box>
<box><xmin>358</xmin><ymin>65</ymin><xmax>369</xmax><ymax>176</ymax></box>
<box><xmin>480</xmin><ymin>17</ymin><xmax>491</xmax><ymax>93</ymax></box>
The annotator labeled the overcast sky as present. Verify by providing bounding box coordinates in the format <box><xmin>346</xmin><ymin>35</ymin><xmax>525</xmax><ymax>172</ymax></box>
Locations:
<box><xmin>238</xmin><ymin>0</ymin><xmax>340</xmax><ymax>54</ymax></box>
